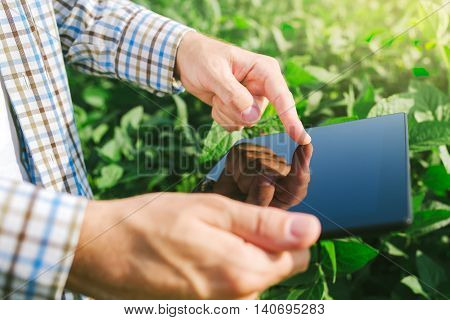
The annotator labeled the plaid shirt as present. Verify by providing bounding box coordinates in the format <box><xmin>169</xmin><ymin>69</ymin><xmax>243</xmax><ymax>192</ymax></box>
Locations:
<box><xmin>0</xmin><ymin>0</ymin><xmax>191</xmax><ymax>299</ymax></box>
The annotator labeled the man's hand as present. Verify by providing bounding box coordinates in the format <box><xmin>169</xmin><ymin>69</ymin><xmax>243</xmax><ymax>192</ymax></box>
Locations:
<box><xmin>176</xmin><ymin>32</ymin><xmax>311</xmax><ymax>145</ymax></box>
<box><xmin>67</xmin><ymin>193</ymin><xmax>320</xmax><ymax>299</ymax></box>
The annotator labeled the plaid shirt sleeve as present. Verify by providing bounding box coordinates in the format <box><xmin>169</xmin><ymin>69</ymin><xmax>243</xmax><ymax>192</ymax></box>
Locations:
<box><xmin>0</xmin><ymin>179</ymin><xmax>87</xmax><ymax>299</ymax></box>
<box><xmin>53</xmin><ymin>0</ymin><xmax>193</xmax><ymax>94</ymax></box>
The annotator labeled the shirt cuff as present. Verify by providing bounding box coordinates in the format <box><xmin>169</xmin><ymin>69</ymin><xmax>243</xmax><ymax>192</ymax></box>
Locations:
<box><xmin>0</xmin><ymin>179</ymin><xmax>87</xmax><ymax>299</ymax></box>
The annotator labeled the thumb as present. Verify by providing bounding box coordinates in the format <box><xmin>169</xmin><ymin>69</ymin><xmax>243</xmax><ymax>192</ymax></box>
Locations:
<box><xmin>228</xmin><ymin>202</ymin><xmax>321</xmax><ymax>252</ymax></box>
<box><xmin>215</xmin><ymin>71</ymin><xmax>260</xmax><ymax>125</ymax></box>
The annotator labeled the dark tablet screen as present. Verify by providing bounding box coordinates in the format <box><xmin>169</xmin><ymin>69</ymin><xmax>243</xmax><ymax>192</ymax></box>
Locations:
<box><xmin>204</xmin><ymin>113</ymin><xmax>412</xmax><ymax>238</ymax></box>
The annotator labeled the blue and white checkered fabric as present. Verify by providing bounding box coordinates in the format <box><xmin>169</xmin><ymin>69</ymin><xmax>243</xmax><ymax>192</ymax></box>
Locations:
<box><xmin>0</xmin><ymin>0</ymin><xmax>192</xmax><ymax>299</ymax></box>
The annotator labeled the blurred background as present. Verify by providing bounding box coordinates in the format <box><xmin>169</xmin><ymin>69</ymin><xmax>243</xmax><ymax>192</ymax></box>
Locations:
<box><xmin>70</xmin><ymin>0</ymin><xmax>449</xmax><ymax>299</ymax></box>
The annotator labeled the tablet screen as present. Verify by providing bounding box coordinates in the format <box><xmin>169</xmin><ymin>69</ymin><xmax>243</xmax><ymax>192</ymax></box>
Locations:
<box><xmin>203</xmin><ymin>113</ymin><xmax>412</xmax><ymax>238</ymax></box>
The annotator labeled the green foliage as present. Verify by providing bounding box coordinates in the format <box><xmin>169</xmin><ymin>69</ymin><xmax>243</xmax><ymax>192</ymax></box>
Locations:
<box><xmin>96</xmin><ymin>164</ymin><xmax>124</xmax><ymax>190</ymax></box>
<box><xmin>332</xmin><ymin>239</ymin><xmax>378</xmax><ymax>274</ymax></box>
<box><xmin>410</xmin><ymin>121</ymin><xmax>450</xmax><ymax>151</ymax></box>
<box><xmin>353</xmin><ymin>79</ymin><xmax>375</xmax><ymax>119</ymax></box>
<box><xmin>408</xmin><ymin>209</ymin><xmax>450</xmax><ymax>237</ymax></box>
<box><xmin>320</xmin><ymin>241</ymin><xmax>337</xmax><ymax>283</ymax></box>
<box><xmin>265</xmin><ymin>250</ymin><xmax>331</xmax><ymax>300</ymax></box>
<box><xmin>416</xmin><ymin>250</ymin><xmax>447</xmax><ymax>293</ymax></box>
<box><xmin>413</xmin><ymin>67</ymin><xmax>430</xmax><ymax>77</ymax></box>
<box><xmin>70</xmin><ymin>0</ymin><xmax>450</xmax><ymax>299</ymax></box>
<box><xmin>285</xmin><ymin>57</ymin><xmax>318</xmax><ymax>87</ymax></box>
<box><xmin>424</xmin><ymin>165</ymin><xmax>450</xmax><ymax>196</ymax></box>
<box><xmin>199</xmin><ymin>122</ymin><xmax>243</xmax><ymax>164</ymax></box>
<box><xmin>401</xmin><ymin>275</ymin><xmax>429</xmax><ymax>299</ymax></box>
<box><xmin>121</xmin><ymin>106</ymin><xmax>144</xmax><ymax>130</ymax></box>
<box><xmin>319</xmin><ymin>116</ymin><xmax>359</xmax><ymax>126</ymax></box>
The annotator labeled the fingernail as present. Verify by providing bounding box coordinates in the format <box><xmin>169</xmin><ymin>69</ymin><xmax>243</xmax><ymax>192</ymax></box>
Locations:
<box><xmin>303</xmin><ymin>132</ymin><xmax>312</xmax><ymax>145</ymax></box>
<box><xmin>289</xmin><ymin>217</ymin><xmax>311</xmax><ymax>240</ymax></box>
<box><xmin>306</xmin><ymin>133</ymin><xmax>312</xmax><ymax>143</ymax></box>
<box><xmin>241</xmin><ymin>105</ymin><xmax>260</xmax><ymax>123</ymax></box>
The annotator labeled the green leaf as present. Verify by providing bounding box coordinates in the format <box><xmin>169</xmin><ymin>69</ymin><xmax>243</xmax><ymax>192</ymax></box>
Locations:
<box><xmin>278</xmin><ymin>263</ymin><xmax>319</xmax><ymax>287</ymax></box>
<box><xmin>306</xmin><ymin>91</ymin><xmax>323</xmax><ymax>115</ymax></box>
<box><xmin>353</xmin><ymin>80</ymin><xmax>375</xmax><ymax>118</ymax></box>
<box><xmin>99</xmin><ymin>140</ymin><xmax>121</xmax><ymax>162</ymax></box>
<box><xmin>436</xmin><ymin>2</ymin><xmax>449</xmax><ymax>39</ymax></box>
<box><xmin>382</xmin><ymin>37</ymin><xmax>395</xmax><ymax>47</ymax></box>
<box><xmin>95</xmin><ymin>164</ymin><xmax>124</xmax><ymax>189</ymax></box>
<box><xmin>412</xmin><ymin>67</ymin><xmax>430</xmax><ymax>77</ymax></box>
<box><xmin>199</xmin><ymin>122</ymin><xmax>243</xmax><ymax>164</ymax></box>
<box><xmin>368</xmin><ymin>82</ymin><xmax>449</xmax><ymax>149</ymax></box>
<box><xmin>401</xmin><ymin>275</ymin><xmax>429</xmax><ymax>299</ymax></box>
<box><xmin>281</xmin><ymin>22</ymin><xmax>294</xmax><ymax>33</ymax></box>
<box><xmin>147</xmin><ymin>171</ymin><xmax>169</xmax><ymax>191</ymax></box>
<box><xmin>439</xmin><ymin>145</ymin><xmax>450</xmax><ymax>173</ymax></box>
<box><xmin>334</xmin><ymin>239</ymin><xmax>378</xmax><ymax>274</ymax></box>
<box><xmin>321</xmin><ymin>241</ymin><xmax>337</xmax><ymax>282</ymax></box>
<box><xmin>121</xmin><ymin>106</ymin><xmax>144</xmax><ymax>130</ymax></box>
<box><xmin>233</xmin><ymin>15</ymin><xmax>250</xmax><ymax>29</ymax></box>
<box><xmin>409</xmin><ymin>121</ymin><xmax>450</xmax><ymax>152</ymax></box>
<box><xmin>409</xmin><ymin>81</ymin><xmax>449</xmax><ymax>118</ymax></box>
<box><xmin>173</xmin><ymin>95</ymin><xmax>188</xmax><ymax>128</ymax></box>
<box><xmin>251</xmin><ymin>109</ymin><xmax>285</xmax><ymax>134</ymax></box>
<box><xmin>272</xmin><ymin>27</ymin><xmax>292</xmax><ymax>52</ymax></box>
<box><xmin>384</xmin><ymin>242</ymin><xmax>408</xmax><ymax>258</ymax></box>
<box><xmin>286</xmin><ymin>288</ymin><xmax>303</xmax><ymax>300</ymax></box>
<box><xmin>320</xmin><ymin>116</ymin><xmax>358</xmax><ymax>126</ymax></box>
<box><xmin>412</xmin><ymin>192</ymin><xmax>425</xmax><ymax>212</ymax></box>
<box><xmin>364</xmin><ymin>29</ymin><xmax>384</xmax><ymax>42</ymax></box>
<box><xmin>82</xmin><ymin>86</ymin><xmax>108</xmax><ymax>108</ymax></box>
<box><xmin>284</xmin><ymin>57</ymin><xmax>318</xmax><ymax>87</ymax></box>
<box><xmin>304</xmin><ymin>66</ymin><xmax>341</xmax><ymax>84</ymax></box>
<box><xmin>74</xmin><ymin>105</ymin><xmax>88</xmax><ymax>127</ymax></box>
<box><xmin>92</xmin><ymin>124</ymin><xmax>109</xmax><ymax>144</ymax></box>
<box><xmin>114</xmin><ymin>127</ymin><xmax>135</xmax><ymax>160</ymax></box>
<box><xmin>173</xmin><ymin>95</ymin><xmax>194</xmax><ymax>142</ymax></box>
<box><xmin>424</xmin><ymin>165</ymin><xmax>450</xmax><ymax>196</ymax></box>
<box><xmin>260</xmin><ymin>287</ymin><xmax>290</xmax><ymax>300</ymax></box>
<box><xmin>78</xmin><ymin>126</ymin><xmax>92</xmax><ymax>143</ymax></box>
<box><xmin>444</xmin><ymin>44</ymin><xmax>450</xmax><ymax>60</ymax></box>
<box><xmin>368</xmin><ymin>93</ymin><xmax>415</xmax><ymax>117</ymax></box>
<box><xmin>288</xmin><ymin>279</ymin><xmax>326</xmax><ymax>300</ymax></box>
<box><xmin>416</xmin><ymin>250</ymin><xmax>446</xmax><ymax>290</ymax></box>
<box><xmin>408</xmin><ymin>210</ymin><xmax>450</xmax><ymax>236</ymax></box>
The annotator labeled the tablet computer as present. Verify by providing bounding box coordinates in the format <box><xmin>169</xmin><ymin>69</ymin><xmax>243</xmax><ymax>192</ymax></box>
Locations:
<box><xmin>197</xmin><ymin>113</ymin><xmax>412</xmax><ymax>238</ymax></box>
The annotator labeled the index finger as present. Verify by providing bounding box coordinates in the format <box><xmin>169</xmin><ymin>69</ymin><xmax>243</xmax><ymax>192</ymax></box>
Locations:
<box><xmin>263</xmin><ymin>65</ymin><xmax>311</xmax><ymax>145</ymax></box>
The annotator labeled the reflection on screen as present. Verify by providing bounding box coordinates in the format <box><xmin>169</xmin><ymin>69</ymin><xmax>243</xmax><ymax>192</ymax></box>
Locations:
<box><xmin>213</xmin><ymin>143</ymin><xmax>312</xmax><ymax>210</ymax></box>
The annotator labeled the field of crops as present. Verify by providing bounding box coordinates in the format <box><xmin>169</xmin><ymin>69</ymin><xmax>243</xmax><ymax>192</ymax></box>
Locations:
<box><xmin>69</xmin><ymin>0</ymin><xmax>450</xmax><ymax>299</ymax></box>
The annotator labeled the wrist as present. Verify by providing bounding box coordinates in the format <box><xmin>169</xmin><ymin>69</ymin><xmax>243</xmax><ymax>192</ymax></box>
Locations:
<box><xmin>66</xmin><ymin>199</ymin><xmax>126</xmax><ymax>297</ymax></box>
<box><xmin>66</xmin><ymin>194</ymin><xmax>165</xmax><ymax>298</ymax></box>
<box><xmin>175</xmin><ymin>30</ymin><xmax>199</xmax><ymax>77</ymax></box>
